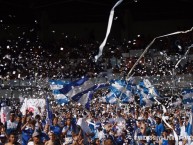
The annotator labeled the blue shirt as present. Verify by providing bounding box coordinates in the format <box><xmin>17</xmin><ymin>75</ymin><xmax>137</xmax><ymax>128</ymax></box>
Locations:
<box><xmin>162</xmin><ymin>139</ymin><xmax>169</xmax><ymax>145</ymax></box>
<box><xmin>155</xmin><ymin>123</ymin><xmax>165</xmax><ymax>136</ymax></box>
<box><xmin>5</xmin><ymin>120</ymin><xmax>18</xmax><ymax>135</ymax></box>
<box><xmin>116</xmin><ymin>136</ymin><xmax>124</xmax><ymax>145</ymax></box>
<box><xmin>22</xmin><ymin>128</ymin><xmax>34</xmax><ymax>145</ymax></box>
<box><xmin>50</xmin><ymin>125</ymin><xmax>62</xmax><ymax>136</ymax></box>
<box><xmin>40</xmin><ymin>131</ymin><xmax>49</xmax><ymax>142</ymax></box>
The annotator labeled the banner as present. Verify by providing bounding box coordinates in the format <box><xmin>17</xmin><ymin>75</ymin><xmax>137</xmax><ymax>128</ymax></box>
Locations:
<box><xmin>20</xmin><ymin>98</ymin><xmax>45</xmax><ymax>117</ymax></box>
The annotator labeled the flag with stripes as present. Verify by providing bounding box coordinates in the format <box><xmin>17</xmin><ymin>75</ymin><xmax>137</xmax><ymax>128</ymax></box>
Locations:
<box><xmin>49</xmin><ymin>80</ymin><xmax>70</xmax><ymax>105</ymax></box>
<box><xmin>59</xmin><ymin>77</ymin><xmax>109</xmax><ymax>109</ymax></box>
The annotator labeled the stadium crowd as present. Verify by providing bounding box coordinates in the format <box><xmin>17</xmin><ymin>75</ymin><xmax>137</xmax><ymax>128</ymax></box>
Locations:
<box><xmin>1</xmin><ymin>15</ymin><xmax>193</xmax><ymax>145</ymax></box>
<box><xmin>0</xmin><ymin>31</ymin><xmax>193</xmax><ymax>80</ymax></box>
<box><xmin>0</xmin><ymin>98</ymin><xmax>193</xmax><ymax>145</ymax></box>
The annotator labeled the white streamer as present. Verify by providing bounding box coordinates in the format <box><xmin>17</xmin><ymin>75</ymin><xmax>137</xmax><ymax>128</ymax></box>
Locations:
<box><xmin>126</xmin><ymin>27</ymin><xmax>193</xmax><ymax>79</ymax></box>
<box><xmin>175</xmin><ymin>44</ymin><xmax>193</xmax><ymax>69</ymax></box>
<box><xmin>95</xmin><ymin>0</ymin><xmax>124</xmax><ymax>62</ymax></box>
<box><xmin>152</xmin><ymin>90</ymin><xmax>178</xmax><ymax>145</ymax></box>
<box><xmin>162</xmin><ymin>116</ymin><xmax>179</xmax><ymax>145</ymax></box>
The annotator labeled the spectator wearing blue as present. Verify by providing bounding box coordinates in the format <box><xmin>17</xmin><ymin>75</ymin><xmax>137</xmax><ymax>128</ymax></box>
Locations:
<box><xmin>50</xmin><ymin>117</ymin><xmax>62</xmax><ymax>137</ymax></box>
<box><xmin>94</xmin><ymin>122</ymin><xmax>105</xmax><ymax>143</ymax></box>
<box><xmin>5</xmin><ymin>112</ymin><xmax>19</xmax><ymax>135</ymax></box>
<box><xmin>158</xmin><ymin>130</ymin><xmax>169</xmax><ymax>145</ymax></box>
<box><xmin>149</xmin><ymin>131</ymin><xmax>159</xmax><ymax>145</ymax></box>
<box><xmin>41</xmin><ymin>116</ymin><xmax>46</xmax><ymax>128</ymax></box>
<box><xmin>62</xmin><ymin>118</ymin><xmax>76</xmax><ymax>144</ymax></box>
<box><xmin>40</xmin><ymin>125</ymin><xmax>49</xmax><ymax>144</ymax></box>
<box><xmin>155</xmin><ymin>116</ymin><xmax>165</xmax><ymax>136</ymax></box>
<box><xmin>66</xmin><ymin>111</ymin><xmax>77</xmax><ymax>131</ymax></box>
<box><xmin>125</xmin><ymin>113</ymin><xmax>135</xmax><ymax>144</ymax></box>
<box><xmin>21</xmin><ymin>117</ymin><xmax>35</xmax><ymax>145</ymax></box>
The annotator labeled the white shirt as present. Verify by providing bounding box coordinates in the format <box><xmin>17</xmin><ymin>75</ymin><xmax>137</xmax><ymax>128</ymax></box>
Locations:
<box><xmin>27</xmin><ymin>141</ymin><xmax>34</xmax><ymax>145</ymax></box>
<box><xmin>98</xmin><ymin>130</ymin><xmax>105</xmax><ymax>140</ymax></box>
<box><xmin>6</xmin><ymin>120</ymin><xmax>18</xmax><ymax>129</ymax></box>
<box><xmin>115</xmin><ymin>117</ymin><xmax>126</xmax><ymax>135</ymax></box>
<box><xmin>180</xmin><ymin>125</ymin><xmax>187</xmax><ymax>137</ymax></box>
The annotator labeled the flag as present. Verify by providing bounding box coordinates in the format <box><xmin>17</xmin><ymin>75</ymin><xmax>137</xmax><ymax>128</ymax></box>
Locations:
<box><xmin>102</xmin><ymin>92</ymin><xmax>117</xmax><ymax>104</ymax></box>
<box><xmin>77</xmin><ymin>91</ymin><xmax>93</xmax><ymax>110</ymax></box>
<box><xmin>59</xmin><ymin>77</ymin><xmax>96</xmax><ymax>100</ymax></box>
<box><xmin>182</xmin><ymin>89</ymin><xmax>193</xmax><ymax>105</ymax></box>
<box><xmin>49</xmin><ymin>80</ymin><xmax>70</xmax><ymax>105</ymax></box>
<box><xmin>60</xmin><ymin>77</ymin><xmax>89</xmax><ymax>97</ymax></box>
<box><xmin>70</xmin><ymin>83</ymin><xmax>109</xmax><ymax>102</ymax></box>
<box><xmin>186</xmin><ymin>105</ymin><xmax>193</xmax><ymax>136</ymax></box>
<box><xmin>77</xmin><ymin>118</ymin><xmax>92</xmax><ymax>134</ymax></box>
<box><xmin>52</xmin><ymin>90</ymin><xmax>69</xmax><ymax>105</ymax></box>
<box><xmin>70</xmin><ymin>83</ymin><xmax>109</xmax><ymax>110</ymax></box>
<box><xmin>104</xmin><ymin>79</ymin><xmax>135</xmax><ymax>103</ymax></box>
<box><xmin>58</xmin><ymin>77</ymin><xmax>109</xmax><ymax>109</ymax></box>
<box><xmin>46</xmin><ymin>97</ymin><xmax>53</xmax><ymax>125</ymax></box>
<box><xmin>49</xmin><ymin>80</ymin><xmax>69</xmax><ymax>90</ymax></box>
<box><xmin>137</xmin><ymin>79</ymin><xmax>160</xmax><ymax>107</ymax></box>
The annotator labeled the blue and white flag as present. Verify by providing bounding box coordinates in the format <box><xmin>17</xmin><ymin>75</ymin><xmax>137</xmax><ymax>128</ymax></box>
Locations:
<box><xmin>182</xmin><ymin>89</ymin><xmax>193</xmax><ymax>105</ymax></box>
<box><xmin>102</xmin><ymin>79</ymin><xmax>135</xmax><ymax>104</ymax></box>
<box><xmin>49</xmin><ymin>80</ymin><xmax>70</xmax><ymax>90</ymax></box>
<box><xmin>70</xmin><ymin>83</ymin><xmax>109</xmax><ymax>110</ymax></box>
<box><xmin>52</xmin><ymin>93</ymin><xmax>69</xmax><ymax>105</ymax></box>
<box><xmin>137</xmin><ymin>79</ymin><xmax>160</xmax><ymax>107</ymax></box>
<box><xmin>102</xmin><ymin>92</ymin><xmax>117</xmax><ymax>104</ymax></box>
<box><xmin>77</xmin><ymin>91</ymin><xmax>93</xmax><ymax>110</ymax></box>
<box><xmin>186</xmin><ymin>106</ymin><xmax>193</xmax><ymax>136</ymax></box>
<box><xmin>49</xmin><ymin>80</ymin><xmax>70</xmax><ymax>105</ymax></box>
<box><xmin>58</xmin><ymin>77</ymin><xmax>109</xmax><ymax>109</ymax></box>
<box><xmin>71</xmin><ymin>83</ymin><xmax>109</xmax><ymax>102</ymax></box>
<box><xmin>59</xmin><ymin>77</ymin><xmax>89</xmax><ymax>95</ymax></box>
<box><xmin>59</xmin><ymin>77</ymin><xmax>94</xmax><ymax>99</ymax></box>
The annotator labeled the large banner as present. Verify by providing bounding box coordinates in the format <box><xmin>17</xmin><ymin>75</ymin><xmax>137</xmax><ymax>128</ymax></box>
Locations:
<box><xmin>20</xmin><ymin>98</ymin><xmax>45</xmax><ymax>117</ymax></box>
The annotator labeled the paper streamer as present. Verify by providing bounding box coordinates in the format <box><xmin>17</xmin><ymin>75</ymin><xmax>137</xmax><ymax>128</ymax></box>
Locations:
<box><xmin>154</xmin><ymin>96</ymin><xmax>178</xmax><ymax>145</ymax></box>
<box><xmin>126</xmin><ymin>27</ymin><xmax>193</xmax><ymax>80</ymax></box>
<box><xmin>162</xmin><ymin>116</ymin><xmax>178</xmax><ymax>145</ymax></box>
<box><xmin>175</xmin><ymin>44</ymin><xmax>193</xmax><ymax>69</ymax></box>
<box><xmin>95</xmin><ymin>0</ymin><xmax>124</xmax><ymax>62</ymax></box>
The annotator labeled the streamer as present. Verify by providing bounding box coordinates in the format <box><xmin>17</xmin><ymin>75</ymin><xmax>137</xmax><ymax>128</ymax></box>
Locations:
<box><xmin>95</xmin><ymin>0</ymin><xmax>124</xmax><ymax>62</ymax></box>
<box><xmin>126</xmin><ymin>27</ymin><xmax>193</xmax><ymax>80</ymax></box>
